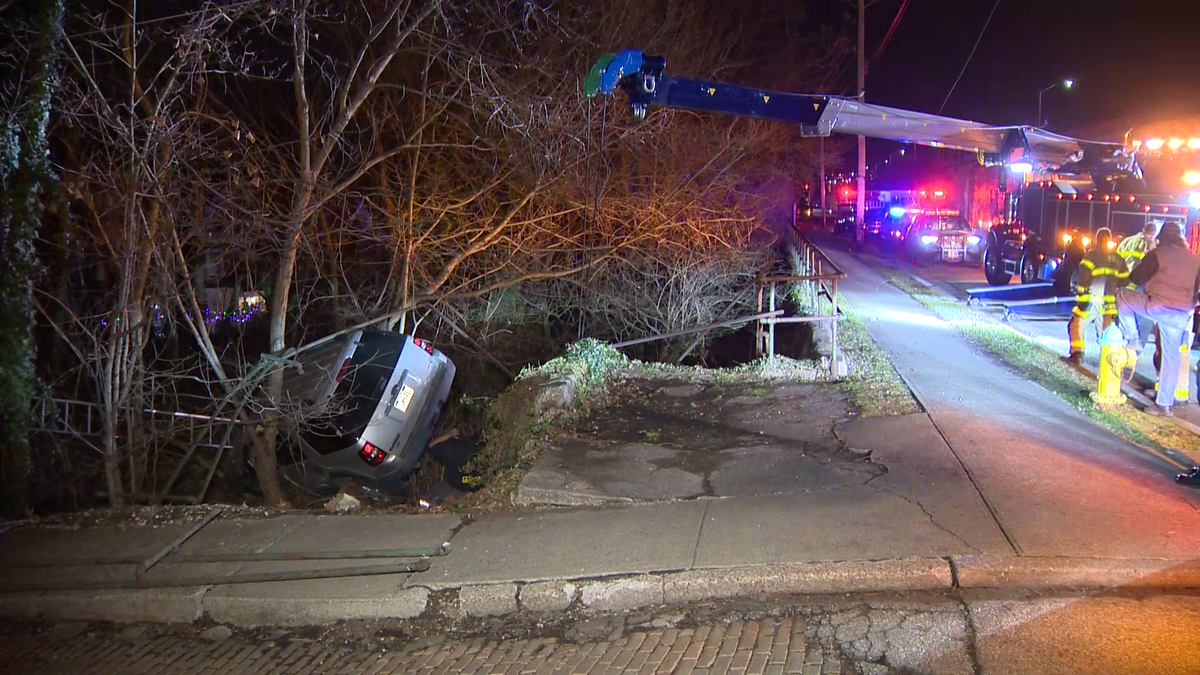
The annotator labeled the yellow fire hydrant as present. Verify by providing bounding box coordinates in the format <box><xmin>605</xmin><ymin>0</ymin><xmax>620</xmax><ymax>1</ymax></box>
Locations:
<box><xmin>1091</xmin><ymin>325</ymin><xmax>1129</xmax><ymax>408</ymax></box>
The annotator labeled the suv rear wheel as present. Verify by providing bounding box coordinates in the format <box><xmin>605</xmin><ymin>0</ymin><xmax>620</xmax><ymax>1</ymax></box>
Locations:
<box><xmin>984</xmin><ymin>241</ymin><xmax>1011</xmax><ymax>286</ymax></box>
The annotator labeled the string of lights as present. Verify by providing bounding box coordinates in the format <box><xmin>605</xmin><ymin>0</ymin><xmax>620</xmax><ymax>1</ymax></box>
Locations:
<box><xmin>97</xmin><ymin>304</ymin><xmax>264</xmax><ymax>329</ymax></box>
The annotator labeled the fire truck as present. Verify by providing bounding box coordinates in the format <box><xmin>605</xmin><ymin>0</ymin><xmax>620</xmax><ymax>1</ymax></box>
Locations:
<box><xmin>982</xmin><ymin>122</ymin><xmax>1200</xmax><ymax>285</ymax></box>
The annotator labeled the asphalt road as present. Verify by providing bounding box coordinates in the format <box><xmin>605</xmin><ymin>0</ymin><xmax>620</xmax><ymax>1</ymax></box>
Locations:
<box><xmin>816</xmin><ymin>231</ymin><xmax>1200</xmax><ymax>561</ymax></box>
<box><xmin>850</xmin><ymin>234</ymin><xmax>1200</xmax><ymax>407</ymax></box>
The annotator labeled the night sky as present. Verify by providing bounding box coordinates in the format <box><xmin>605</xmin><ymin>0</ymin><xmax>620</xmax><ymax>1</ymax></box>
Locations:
<box><xmin>797</xmin><ymin>0</ymin><xmax>1200</xmax><ymax>186</ymax></box>
<box><xmin>861</xmin><ymin>0</ymin><xmax>1200</xmax><ymax>132</ymax></box>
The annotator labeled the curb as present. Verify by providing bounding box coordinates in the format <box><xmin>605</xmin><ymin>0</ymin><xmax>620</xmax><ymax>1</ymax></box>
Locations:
<box><xmin>662</xmin><ymin>558</ymin><xmax>952</xmax><ymax>603</ymax></box>
<box><xmin>952</xmin><ymin>555</ymin><xmax>1200</xmax><ymax>591</ymax></box>
<box><xmin>0</xmin><ymin>557</ymin><xmax>954</xmax><ymax>627</ymax></box>
<box><xmin>5</xmin><ymin>556</ymin><xmax>1198</xmax><ymax>627</ymax></box>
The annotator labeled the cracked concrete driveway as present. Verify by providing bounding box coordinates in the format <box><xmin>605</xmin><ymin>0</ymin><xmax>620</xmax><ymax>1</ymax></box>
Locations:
<box><xmin>517</xmin><ymin>372</ymin><xmax>1011</xmax><ymax>561</ymax></box>
<box><xmin>518</xmin><ymin>373</ymin><xmax>885</xmax><ymax>505</ymax></box>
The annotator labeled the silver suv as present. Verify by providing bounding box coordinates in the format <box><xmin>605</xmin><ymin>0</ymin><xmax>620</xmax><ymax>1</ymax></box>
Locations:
<box><xmin>276</xmin><ymin>330</ymin><xmax>456</xmax><ymax>494</ymax></box>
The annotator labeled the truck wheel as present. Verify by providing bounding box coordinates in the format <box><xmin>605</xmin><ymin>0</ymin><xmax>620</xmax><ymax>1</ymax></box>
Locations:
<box><xmin>984</xmin><ymin>241</ymin><xmax>1011</xmax><ymax>286</ymax></box>
<box><xmin>1020</xmin><ymin>250</ymin><xmax>1040</xmax><ymax>284</ymax></box>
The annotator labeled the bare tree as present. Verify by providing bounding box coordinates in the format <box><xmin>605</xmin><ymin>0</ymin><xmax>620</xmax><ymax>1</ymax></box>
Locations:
<box><xmin>25</xmin><ymin>0</ymin><xmax>846</xmax><ymax>509</ymax></box>
<box><xmin>46</xmin><ymin>1</ymin><xmax>255</xmax><ymax>504</ymax></box>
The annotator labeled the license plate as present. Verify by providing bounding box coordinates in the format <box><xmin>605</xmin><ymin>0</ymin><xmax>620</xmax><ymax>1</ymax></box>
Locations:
<box><xmin>393</xmin><ymin>384</ymin><xmax>415</xmax><ymax>413</ymax></box>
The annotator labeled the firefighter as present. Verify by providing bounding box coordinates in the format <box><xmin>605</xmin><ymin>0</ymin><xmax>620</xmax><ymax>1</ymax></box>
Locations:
<box><xmin>1064</xmin><ymin>228</ymin><xmax>1127</xmax><ymax>364</ymax></box>
<box><xmin>1116</xmin><ymin>222</ymin><xmax>1200</xmax><ymax>419</ymax></box>
<box><xmin>1116</xmin><ymin>221</ymin><xmax>1159</xmax><ymax>273</ymax></box>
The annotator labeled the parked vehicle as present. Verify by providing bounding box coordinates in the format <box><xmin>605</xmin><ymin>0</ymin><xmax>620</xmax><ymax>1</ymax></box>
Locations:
<box><xmin>871</xmin><ymin>206</ymin><xmax>912</xmax><ymax>248</ymax></box>
<box><xmin>272</xmin><ymin>330</ymin><xmax>456</xmax><ymax>495</ymax></box>
<box><xmin>862</xmin><ymin>207</ymin><xmax>889</xmax><ymax>238</ymax></box>
<box><xmin>834</xmin><ymin>203</ymin><xmax>857</xmax><ymax>236</ymax></box>
<box><xmin>903</xmin><ymin>211</ymin><xmax>985</xmax><ymax>265</ymax></box>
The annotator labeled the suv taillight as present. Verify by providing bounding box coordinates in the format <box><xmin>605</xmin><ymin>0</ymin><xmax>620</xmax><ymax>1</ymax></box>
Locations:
<box><xmin>335</xmin><ymin>357</ymin><xmax>351</xmax><ymax>382</ymax></box>
<box><xmin>358</xmin><ymin>441</ymin><xmax>388</xmax><ymax>467</ymax></box>
<box><xmin>412</xmin><ymin>337</ymin><xmax>434</xmax><ymax>355</ymax></box>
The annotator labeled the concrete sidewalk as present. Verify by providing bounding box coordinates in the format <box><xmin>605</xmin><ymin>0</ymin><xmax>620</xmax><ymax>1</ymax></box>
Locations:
<box><xmin>3</xmin><ymin>242</ymin><xmax>1199</xmax><ymax>628</ymax></box>
<box><xmin>2</xmin><ymin>504</ymin><xmax>1199</xmax><ymax>628</ymax></box>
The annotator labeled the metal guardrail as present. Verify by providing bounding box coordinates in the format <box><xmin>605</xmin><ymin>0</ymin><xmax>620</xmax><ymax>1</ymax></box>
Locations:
<box><xmin>31</xmin><ymin>399</ymin><xmax>244</xmax><ymax>504</ymax></box>
<box><xmin>33</xmin><ymin>398</ymin><xmax>105</xmax><ymax>446</ymax></box>
<box><xmin>754</xmin><ymin>229</ymin><xmax>847</xmax><ymax>375</ymax></box>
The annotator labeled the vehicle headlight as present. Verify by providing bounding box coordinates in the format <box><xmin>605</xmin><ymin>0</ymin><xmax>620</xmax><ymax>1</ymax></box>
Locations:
<box><xmin>967</xmin><ymin>235</ymin><xmax>981</xmax><ymax>245</ymax></box>
<box><xmin>920</xmin><ymin>234</ymin><xmax>939</xmax><ymax>246</ymax></box>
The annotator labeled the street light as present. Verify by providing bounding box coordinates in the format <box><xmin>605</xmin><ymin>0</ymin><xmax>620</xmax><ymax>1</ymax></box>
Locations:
<box><xmin>1037</xmin><ymin>79</ymin><xmax>1074</xmax><ymax>127</ymax></box>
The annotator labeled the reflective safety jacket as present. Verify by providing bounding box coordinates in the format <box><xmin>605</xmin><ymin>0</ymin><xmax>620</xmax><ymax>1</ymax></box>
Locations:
<box><xmin>1075</xmin><ymin>247</ymin><xmax>1129</xmax><ymax>316</ymax></box>
<box><xmin>1116</xmin><ymin>233</ymin><xmax>1153</xmax><ymax>271</ymax></box>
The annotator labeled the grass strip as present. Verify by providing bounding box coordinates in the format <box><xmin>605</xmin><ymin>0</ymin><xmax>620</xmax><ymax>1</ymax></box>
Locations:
<box><xmin>792</xmin><ymin>284</ymin><xmax>920</xmax><ymax>418</ymax></box>
<box><xmin>837</xmin><ymin>302</ymin><xmax>922</xmax><ymax>417</ymax></box>
<box><xmin>888</xmin><ymin>273</ymin><xmax>1199</xmax><ymax>455</ymax></box>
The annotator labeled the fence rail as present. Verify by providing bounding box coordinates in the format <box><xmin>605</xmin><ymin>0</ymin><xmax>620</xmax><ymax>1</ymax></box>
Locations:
<box><xmin>31</xmin><ymin>399</ymin><xmax>244</xmax><ymax>505</ymax></box>
<box><xmin>754</xmin><ymin>228</ymin><xmax>847</xmax><ymax>375</ymax></box>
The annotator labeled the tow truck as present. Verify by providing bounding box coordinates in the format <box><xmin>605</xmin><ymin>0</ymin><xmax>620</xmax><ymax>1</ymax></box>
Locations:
<box><xmin>983</xmin><ymin>125</ymin><xmax>1200</xmax><ymax>286</ymax></box>
<box><xmin>984</xmin><ymin>184</ymin><xmax>1197</xmax><ymax>287</ymax></box>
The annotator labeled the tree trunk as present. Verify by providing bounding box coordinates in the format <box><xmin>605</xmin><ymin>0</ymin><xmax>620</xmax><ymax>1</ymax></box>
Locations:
<box><xmin>255</xmin><ymin>219</ymin><xmax>306</xmax><ymax>507</ymax></box>
<box><xmin>102</xmin><ymin>410</ymin><xmax>125</xmax><ymax>507</ymax></box>
<box><xmin>0</xmin><ymin>0</ymin><xmax>64</xmax><ymax>518</ymax></box>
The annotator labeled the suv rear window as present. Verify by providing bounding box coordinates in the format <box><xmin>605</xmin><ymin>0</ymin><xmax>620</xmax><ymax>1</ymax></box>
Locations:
<box><xmin>301</xmin><ymin>332</ymin><xmax>404</xmax><ymax>455</ymax></box>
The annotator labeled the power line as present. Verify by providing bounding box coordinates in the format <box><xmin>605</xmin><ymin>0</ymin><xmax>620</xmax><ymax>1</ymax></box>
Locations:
<box><xmin>937</xmin><ymin>0</ymin><xmax>1002</xmax><ymax>115</ymax></box>
<box><xmin>870</xmin><ymin>0</ymin><xmax>909</xmax><ymax>68</ymax></box>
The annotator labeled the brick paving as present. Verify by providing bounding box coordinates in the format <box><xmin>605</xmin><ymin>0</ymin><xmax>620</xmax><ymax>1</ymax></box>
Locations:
<box><xmin>0</xmin><ymin>617</ymin><xmax>854</xmax><ymax>675</ymax></box>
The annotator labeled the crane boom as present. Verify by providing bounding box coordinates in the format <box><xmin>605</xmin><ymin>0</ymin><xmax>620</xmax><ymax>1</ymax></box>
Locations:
<box><xmin>584</xmin><ymin>50</ymin><xmax>1136</xmax><ymax>182</ymax></box>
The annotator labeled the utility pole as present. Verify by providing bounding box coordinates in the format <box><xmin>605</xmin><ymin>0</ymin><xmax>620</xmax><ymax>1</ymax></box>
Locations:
<box><xmin>855</xmin><ymin>0</ymin><xmax>866</xmax><ymax>250</ymax></box>
<box><xmin>819</xmin><ymin>137</ymin><xmax>826</xmax><ymax>229</ymax></box>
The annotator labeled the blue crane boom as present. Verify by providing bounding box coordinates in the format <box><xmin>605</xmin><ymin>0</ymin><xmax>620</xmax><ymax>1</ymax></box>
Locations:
<box><xmin>584</xmin><ymin>50</ymin><xmax>1138</xmax><ymax>183</ymax></box>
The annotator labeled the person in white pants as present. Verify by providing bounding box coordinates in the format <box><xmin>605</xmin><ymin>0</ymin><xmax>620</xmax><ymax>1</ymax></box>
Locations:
<box><xmin>1114</xmin><ymin>223</ymin><xmax>1200</xmax><ymax>485</ymax></box>
<box><xmin>1116</xmin><ymin>223</ymin><xmax>1200</xmax><ymax>415</ymax></box>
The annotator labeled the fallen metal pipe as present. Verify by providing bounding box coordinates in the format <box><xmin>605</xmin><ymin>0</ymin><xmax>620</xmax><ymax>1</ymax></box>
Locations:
<box><xmin>1</xmin><ymin>558</ymin><xmax>431</xmax><ymax>593</ymax></box>
<box><xmin>173</xmin><ymin>542</ymin><xmax>453</xmax><ymax>563</ymax></box>
<box><xmin>0</xmin><ymin>541</ymin><xmax>452</xmax><ymax>569</ymax></box>
<box><xmin>612</xmin><ymin>310</ymin><xmax>784</xmax><ymax>349</ymax></box>
<box><xmin>139</xmin><ymin>507</ymin><xmax>223</xmax><ymax>578</ymax></box>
